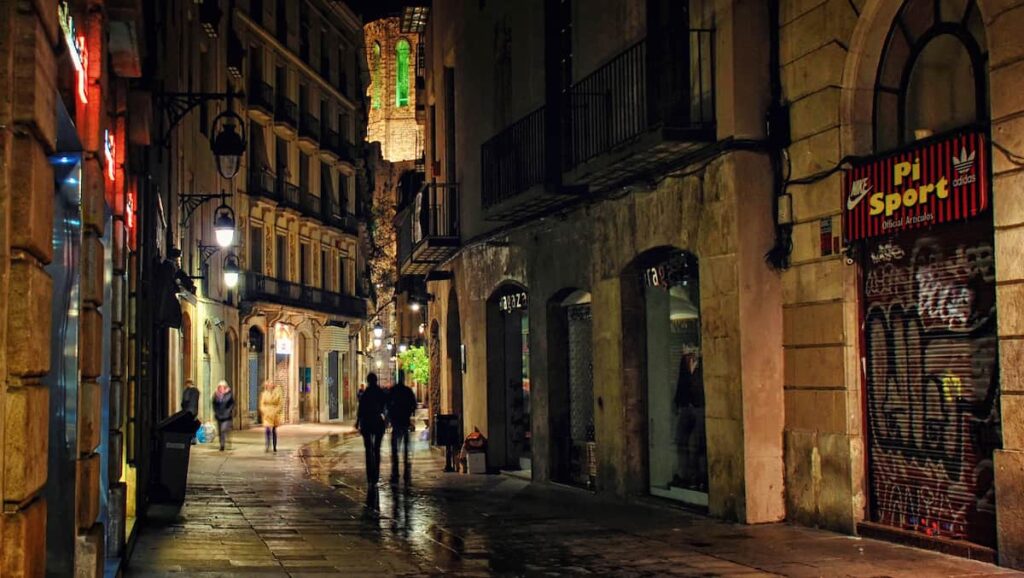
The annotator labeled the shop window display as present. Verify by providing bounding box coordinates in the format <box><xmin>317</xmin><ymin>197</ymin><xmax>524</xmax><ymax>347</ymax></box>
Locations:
<box><xmin>644</xmin><ymin>251</ymin><xmax>707</xmax><ymax>505</ymax></box>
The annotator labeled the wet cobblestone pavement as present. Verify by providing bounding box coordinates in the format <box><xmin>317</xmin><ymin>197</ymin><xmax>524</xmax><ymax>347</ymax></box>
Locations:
<box><xmin>127</xmin><ymin>425</ymin><xmax>1022</xmax><ymax>577</ymax></box>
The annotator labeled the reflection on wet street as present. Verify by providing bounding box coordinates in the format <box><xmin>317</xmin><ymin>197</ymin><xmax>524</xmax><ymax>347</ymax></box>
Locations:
<box><xmin>127</xmin><ymin>425</ymin><xmax>1019</xmax><ymax>577</ymax></box>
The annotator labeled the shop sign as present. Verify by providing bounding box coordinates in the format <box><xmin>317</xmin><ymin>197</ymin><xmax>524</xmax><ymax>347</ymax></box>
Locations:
<box><xmin>58</xmin><ymin>0</ymin><xmax>88</xmax><ymax>104</ymax></box>
<box><xmin>642</xmin><ymin>252</ymin><xmax>696</xmax><ymax>288</ymax></box>
<box><xmin>126</xmin><ymin>183</ymin><xmax>137</xmax><ymax>250</ymax></box>
<box><xmin>497</xmin><ymin>290</ymin><xmax>528</xmax><ymax>313</ymax></box>
<box><xmin>843</xmin><ymin>130</ymin><xmax>989</xmax><ymax>242</ymax></box>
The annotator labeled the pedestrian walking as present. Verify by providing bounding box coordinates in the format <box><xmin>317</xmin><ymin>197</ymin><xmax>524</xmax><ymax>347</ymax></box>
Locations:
<box><xmin>181</xmin><ymin>379</ymin><xmax>200</xmax><ymax>444</ymax></box>
<box><xmin>355</xmin><ymin>373</ymin><xmax>387</xmax><ymax>485</ymax></box>
<box><xmin>212</xmin><ymin>380</ymin><xmax>235</xmax><ymax>452</ymax></box>
<box><xmin>181</xmin><ymin>379</ymin><xmax>199</xmax><ymax>416</ymax></box>
<box><xmin>387</xmin><ymin>370</ymin><xmax>418</xmax><ymax>483</ymax></box>
<box><xmin>259</xmin><ymin>381</ymin><xmax>284</xmax><ymax>452</ymax></box>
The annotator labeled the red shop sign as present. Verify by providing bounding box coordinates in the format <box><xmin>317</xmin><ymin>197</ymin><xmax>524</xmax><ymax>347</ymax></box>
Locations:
<box><xmin>843</xmin><ymin>130</ymin><xmax>989</xmax><ymax>242</ymax></box>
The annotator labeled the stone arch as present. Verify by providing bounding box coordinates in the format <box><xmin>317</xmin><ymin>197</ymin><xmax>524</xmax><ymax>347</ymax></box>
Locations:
<box><xmin>840</xmin><ymin>0</ymin><xmax>994</xmax><ymax>156</ymax></box>
<box><xmin>485</xmin><ymin>281</ymin><xmax>531</xmax><ymax>471</ymax></box>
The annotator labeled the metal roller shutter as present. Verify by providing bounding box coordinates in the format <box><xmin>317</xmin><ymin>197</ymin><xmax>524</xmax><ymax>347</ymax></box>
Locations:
<box><xmin>319</xmin><ymin>325</ymin><xmax>349</xmax><ymax>353</ymax></box>
<box><xmin>863</xmin><ymin>218</ymin><xmax>1000</xmax><ymax>547</ymax></box>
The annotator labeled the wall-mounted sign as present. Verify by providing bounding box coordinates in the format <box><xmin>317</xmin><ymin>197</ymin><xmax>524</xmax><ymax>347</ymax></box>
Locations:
<box><xmin>104</xmin><ymin>129</ymin><xmax>116</xmax><ymax>182</ymax></box>
<box><xmin>497</xmin><ymin>290</ymin><xmax>528</xmax><ymax>313</ymax></box>
<box><xmin>126</xmin><ymin>183</ymin><xmax>137</xmax><ymax>250</ymax></box>
<box><xmin>58</xmin><ymin>1</ymin><xmax>88</xmax><ymax>104</ymax></box>
<box><xmin>843</xmin><ymin>130</ymin><xmax>989</xmax><ymax>242</ymax></box>
<box><xmin>642</xmin><ymin>251</ymin><xmax>697</xmax><ymax>288</ymax></box>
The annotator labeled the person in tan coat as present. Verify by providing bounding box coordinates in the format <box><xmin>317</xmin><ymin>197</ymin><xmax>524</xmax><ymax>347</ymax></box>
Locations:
<box><xmin>259</xmin><ymin>381</ymin><xmax>284</xmax><ymax>452</ymax></box>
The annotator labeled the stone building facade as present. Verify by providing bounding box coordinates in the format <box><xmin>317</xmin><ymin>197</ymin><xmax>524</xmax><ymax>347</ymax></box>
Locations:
<box><xmin>152</xmin><ymin>0</ymin><xmax>370</xmax><ymax>432</ymax></box>
<box><xmin>0</xmin><ymin>0</ymin><xmax>146</xmax><ymax>574</ymax></box>
<box><xmin>402</xmin><ymin>0</ymin><xmax>1024</xmax><ymax>569</ymax></box>
<box><xmin>364</xmin><ymin>17</ymin><xmax>423</xmax><ymax>162</ymax></box>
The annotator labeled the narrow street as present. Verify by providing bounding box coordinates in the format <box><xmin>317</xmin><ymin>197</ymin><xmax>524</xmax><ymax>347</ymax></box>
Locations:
<box><xmin>127</xmin><ymin>425</ymin><xmax>1020</xmax><ymax>577</ymax></box>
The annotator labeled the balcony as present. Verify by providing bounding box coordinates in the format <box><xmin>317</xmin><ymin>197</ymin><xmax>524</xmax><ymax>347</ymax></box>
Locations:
<box><xmin>335</xmin><ymin>139</ymin><xmax>356</xmax><ymax>167</ymax></box>
<box><xmin>299</xmin><ymin>189</ymin><xmax>321</xmax><ymax>220</ymax></box>
<box><xmin>248</xmin><ymin>80</ymin><xmax>274</xmax><ymax>122</ymax></box>
<box><xmin>562</xmin><ymin>32</ymin><xmax>716</xmax><ymax>191</ymax></box>
<box><xmin>320</xmin><ymin>195</ymin><xmax>359</xmax><ymax>235</ymax></box>
<box><xmin>247</xmin><ymin>167</ymin><xmax>278</xmax><ymax>202</ymax></box>
<box><xmin>275</xmin><ymin>177</ymin><xmax>301</xmax><ymax>210</ymax></box>
<box><xmin>298</xmin><ymin>112</ymin><xmax>320</xmax><ymax>152</ymax></box>
<box><xmin>397</xmin><ymin>183</ymin><xmax>460</xmax><ymax>275</ymax></box>
<box><xmin>481</xmin><ymin>107</ymin><xmax>578</xmax><ymax>221</ymax></box>
<box><xmin>273</xmin><ymin>94</ymin><xmax>298</xmax><ymax>137</ymax></box>
<box><xmin>241</xmin><ymin>272</ymin><xmax>367</xmax><ymax>320</ymax></box>
<box><xmin>320</xmin><ymin>128</ymin><xmax>340</xmax><ymax>163</ymax></box>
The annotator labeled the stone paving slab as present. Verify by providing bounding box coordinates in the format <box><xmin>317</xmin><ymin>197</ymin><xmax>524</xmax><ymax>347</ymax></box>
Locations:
<box><xmin>125</xmin><ymin>424</ymin><xmax>1023</xmax><ymax>577</ymax></box>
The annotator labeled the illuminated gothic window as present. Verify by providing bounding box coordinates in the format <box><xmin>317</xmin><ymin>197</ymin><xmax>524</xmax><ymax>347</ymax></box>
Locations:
<box><xmin>874</xmin><ymin>0</ymin><xmax>988</xmax><ymax>152</ymax></box>
<box><xmin>371</xmin><ymin>42</ymin><xmax>382</xmax><ymax>110</ymax></box>
<box><xmin>396</xmin><ymin>39</ymin><xmax>411</xmax><ymax>107</ymax></box>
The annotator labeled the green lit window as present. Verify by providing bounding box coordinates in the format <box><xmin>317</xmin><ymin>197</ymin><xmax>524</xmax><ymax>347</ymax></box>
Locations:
<box><xmin>396</xmin><ymin>39</ymin><xmax>411</xmax><ymax>107</ymax></box>
<box><xmin>371</xmin><ymin>42</ymin><xmax>382</xmax><ymax>110</ymax></box>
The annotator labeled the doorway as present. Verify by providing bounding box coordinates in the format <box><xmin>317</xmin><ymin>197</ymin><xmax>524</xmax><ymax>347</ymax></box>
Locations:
<box><xmin>446</xmin><ymin>288</ymin><xmax>464</xmax><ymax>417</ymax></box>
<box><xmin>550</xmin><ymin>289</ymin><xmax>595</xmax><ymax>488</ymax></box>
<box><xmin>486</xmin><ymin>283</ymin><xmax>531</xmax><ymax>471</ymax></box>
<box><xmin>642</xmin><ymin>250</ymin><xmax>707</xmax><ymax>505</ymax></box>
<box><xmin>247</xmin><ymin>326</ymin><xmax>265</xmax><ymax>422</ymax></box>
<box><xmin>327</xmin><ymin>351</ymin><xmax>340</xmax><ymax>420</ymax></box>
<box><xmin>298</xmin><ymin>332</ymin><xmax>313</xmax><ymax>422</ymax></box>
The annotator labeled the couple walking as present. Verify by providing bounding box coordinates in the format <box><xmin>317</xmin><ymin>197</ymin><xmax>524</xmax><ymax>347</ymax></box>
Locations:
<box><xmin>181</xmin><ymin>379</ymin><xmax>236</xmax><ymax>451</ymax></box>
<box><xmin>356</xmin><ymin>372</ymin><xmax>417</xmax><ymax>486</ymax></box>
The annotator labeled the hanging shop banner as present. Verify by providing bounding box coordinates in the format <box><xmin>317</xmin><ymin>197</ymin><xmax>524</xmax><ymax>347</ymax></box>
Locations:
<box><xmin>843</xmin><ymin>130</ymin><xmax>989</xmax><ymax>242</ymax></box>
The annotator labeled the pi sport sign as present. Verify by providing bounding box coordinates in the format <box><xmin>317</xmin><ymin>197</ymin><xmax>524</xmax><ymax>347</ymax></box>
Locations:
<box><xmin>843</xmin><ymin>130</ymin><xmax>989</xmax><ymax>242</ymax></box>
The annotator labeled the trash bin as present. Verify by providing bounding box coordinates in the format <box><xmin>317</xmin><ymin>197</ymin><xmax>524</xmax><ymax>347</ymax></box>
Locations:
<box><xmin>434</xmin><ymin>414</ymin><xmax>461</xmax><ymax>472</ymax></box>
<box><xmin>153</xmin><ymin>410</ymin><xmax>200</xmax><ymax>504</ymax></box>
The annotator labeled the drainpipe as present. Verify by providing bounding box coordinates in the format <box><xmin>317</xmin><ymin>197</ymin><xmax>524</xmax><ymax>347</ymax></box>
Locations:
<box><xmin>764</xmin><ymin>0</ymin><xmax>792</xmax><ymax>271</ymax></box>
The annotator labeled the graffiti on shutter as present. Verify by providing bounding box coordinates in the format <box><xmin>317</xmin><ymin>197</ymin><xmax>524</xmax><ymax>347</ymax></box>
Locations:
<box><xmin>863</xmin><ymin>219</ymin><xmax>1000</xmax><ymax>547</ymax></box>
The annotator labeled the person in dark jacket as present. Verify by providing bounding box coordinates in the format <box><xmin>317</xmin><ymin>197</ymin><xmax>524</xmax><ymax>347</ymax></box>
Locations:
<box><xmin>387</xmin><ymin>371</ymin><xmax>418</xmax><ymax>483</ymax></box>
<box><xmin>212</xmin><ymin>380</ymin><xmax>235</xmax><ymax>451</ymax></box>
<box><xmin>355</xmin><ymin>373</ymin><xmax>388</xmax><ymax>485</ymax></box>
<box><xmin>181</xmin><ymin>379</ymin><xmax>200</xmax><ymax>444</ymax></box>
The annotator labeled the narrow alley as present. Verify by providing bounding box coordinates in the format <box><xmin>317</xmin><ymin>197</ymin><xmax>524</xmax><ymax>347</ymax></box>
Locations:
<box><xmin>127</xmin><ymin>426</ymin><xmax>1020</xmax><ymax>577</ymax></box>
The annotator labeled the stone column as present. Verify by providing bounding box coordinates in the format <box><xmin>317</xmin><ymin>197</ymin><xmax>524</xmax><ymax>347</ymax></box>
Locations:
<box><xmin>0</xmin><ymin>1</ymin><xmax>58</xmax><ymax>575</ymax></box>
<box><xmin>988</xmin><ymin>0</ymin><xmax>1024</xmax><ymax>568</ymax></box>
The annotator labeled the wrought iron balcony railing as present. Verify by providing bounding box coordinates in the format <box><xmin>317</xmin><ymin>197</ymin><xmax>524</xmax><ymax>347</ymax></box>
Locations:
<box><xmin>299</xmin><ymin>112</ymin><xmax>321</xmax><ymax>142</ymax></box>
<box><xmin>481</xmin><ymin>107</ymin><xmax>546</xmax><ymax>210</ymax></box>
<box><xmin>299</xmin><ymin>189</ymin><xmax>321</xmax><ymax>217</ymax></box>
<box><xmin>247</xmin><ymin>167</ymin><xmax>277</xmax><ymax>200</ymax></box>
<box><xmin>248</xmin><ymin>80</ymin><xmax>274</xmax><ymax>115</ymax></box>
<box><xmin>275</xmin><ymin>177</ymin><xmax>300</xmax><ymax>209</ymax></box>
<box><xmin>397</xmin><ymin>183</ymin><xmax>460</xmax><ymax>275</ymax></box>
<box><xmin>563</xmin><ymin>32</ymin><xmax>716</xmax><ymax>173</ymax></box>
<box><xmin>275</xmin><ymin>95</ymin><xmax>298</xmax><ymax>129</ymax></box>
<box><xmin>242</xmin><ymin>272</ymin><xmax>367</xmax><ymax>319</ymax></box>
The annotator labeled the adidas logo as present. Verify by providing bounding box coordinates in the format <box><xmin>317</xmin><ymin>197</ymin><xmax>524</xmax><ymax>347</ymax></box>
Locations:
<box><xmin>953</xmin><ymin>146</ymin><xmax>976</xmax><ymax>175</ymax></box>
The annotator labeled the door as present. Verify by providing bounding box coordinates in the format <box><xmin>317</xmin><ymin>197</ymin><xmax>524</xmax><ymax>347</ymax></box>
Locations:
<box><xmin>863</xmin><ymin>219</ymin><xmax>999</xmax><ymax>546</ymax></box>
<box><xmin>566</xmin><ymin>303</ymin><xmax>594</xmax><ymax>487</ymax></box>
<box><xmin>644</xmin><ymin>251</ymin><xmax>706</xmax><ymax>506</ymax></box>
<box><xmin>327</xmin><ymin>351</ymin><xmax>340</xmax><ymax>420</ymax></box>
<box><xmin>487</xmin><ymin>285</ymin><xmax>530</xmax><ymax>471</ymax></box>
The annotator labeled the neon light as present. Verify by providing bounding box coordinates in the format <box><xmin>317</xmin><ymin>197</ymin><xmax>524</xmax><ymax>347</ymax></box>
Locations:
<box><xmin>58</xmin><ymin>2</ymin><xmax>88</xmax><ymax>103</ymax></box>
<box><xmin>104</xmin><ymin>130</ymin><xmax>115</xmax><ymax>182</ymax></box>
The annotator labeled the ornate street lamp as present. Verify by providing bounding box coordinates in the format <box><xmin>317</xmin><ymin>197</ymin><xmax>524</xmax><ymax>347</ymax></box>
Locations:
<box><xmin>373</xmin><ymin>322</ymin><xmax>384</xmax><ymax>339</ymax></box>
<box><xmin>222</xmin><ymin>252</ymin><xmax>241</xmax><ymax>289</ymax></box>
<box><xmin>210</xmin><ymin>110</ymin><xmax>247</xmax><ymax>180</ymax></box>
<box><xmin>213</xmin><ymin>202</ymin><xmax>236</xmax><ymax>247</ymax></box>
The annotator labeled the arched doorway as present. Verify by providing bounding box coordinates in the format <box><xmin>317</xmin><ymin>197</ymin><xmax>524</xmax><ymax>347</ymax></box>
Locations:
<box><xmin>446</xmin><ymin>288</ymin><xmax>463</xmax><ymax>418</ymax></box>
<box><xmin>429</xmin><ymin>320</ymin><xmax>441</xmax><ymax>425</ymax></box>
<box><xmin>298</xmin><ymin>332</ymin><xmax>313</xmax><ymax>422</ymax></box>
<box><xmin>180</xmin><ymin>311</ymin><xmax>193</xmax><ymax>412</ymax></box>
<box><xmin>225</xmin><ymin>331</ymin><xmax>238</xmax><ymax>419</ymax></box>
<box><xmin>486</xmin><ymin>282</ymin><xmax>531</xmax><ymax>471</ymax></box>
<box><xmin>854</xmin><ymin>0</ymin><xmax>999</xmax><ymax>548</ymax></box>
<box><xmin>622</xmin><ymin>247</ymin><xmax>706</xmax><ymax>505</ymax></box>
<box><xmin>247</xmin><ymin>326</ymin><xmax>265</xmax><ymax>422</ymax></box>
<box><xmin>548</xmin><ymin>289</ymin><xmax>595</xmax><ymax>488</ymax></box>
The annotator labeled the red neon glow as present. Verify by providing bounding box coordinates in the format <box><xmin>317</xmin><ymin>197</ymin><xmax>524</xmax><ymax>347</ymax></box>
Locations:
<box><xmin>77</xmin><ymin>34</ymin><xmax>88</xmax><ymax>104</ymax></box>
<box><xmin>104</xmin><ymin>130</ymin><xmax>116</xmax><ymax>182</ymax></box>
